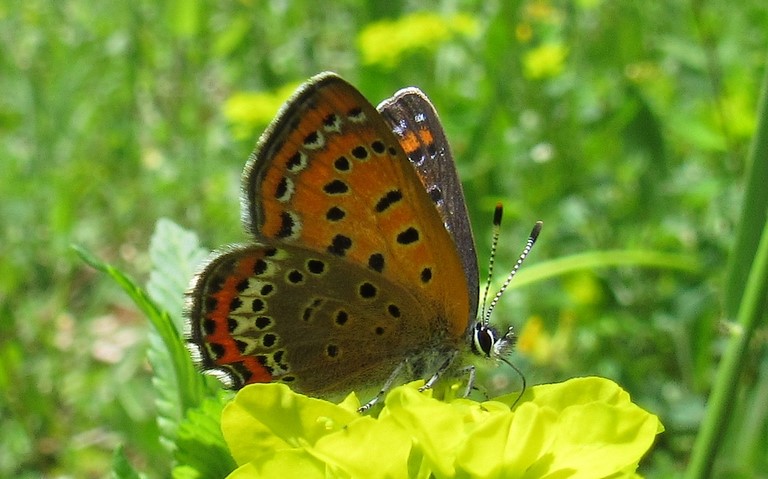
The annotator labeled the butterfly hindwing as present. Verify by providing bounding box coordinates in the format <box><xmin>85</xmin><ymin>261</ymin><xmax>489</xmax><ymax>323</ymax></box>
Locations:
<box><xmin>187</xmin><ymin>241</ymin><xmax>456</xmax><ymax>397</ymax></box>
<box><xmin>378</xmin><ymin>89</ymin><xmax>479</xmax><ymax>320</ymax></box>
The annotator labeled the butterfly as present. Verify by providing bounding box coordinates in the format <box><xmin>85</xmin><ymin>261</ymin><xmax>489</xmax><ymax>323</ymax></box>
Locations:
<box><xmin>185</xmin><ymin>72</ymin><xmax>540</xmax><ymax>410</ymax></box>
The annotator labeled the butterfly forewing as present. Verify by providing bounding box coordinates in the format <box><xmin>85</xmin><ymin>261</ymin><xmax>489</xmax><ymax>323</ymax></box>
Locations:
<box><xmin>242</xmin><ymin>73</ymin><xmax>470</xmax><ymax>338</ymax></box>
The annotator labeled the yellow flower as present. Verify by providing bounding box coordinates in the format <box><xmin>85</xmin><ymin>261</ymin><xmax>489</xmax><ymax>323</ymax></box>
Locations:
<box><xmin>523</xmin><ymin>42</ymin><xmax>568</xmax><ymax>79</ymax></box>
<box><xmin>358</xmin><ymin>12</ymin><xmax>478</xmax><ymax>68</ymax></box>
<box><xmin>518</xmin><ymin>313</ymin><xmax>574</xmax><ymax>367</ymax></box>
<box><xmin>224</xmin><ymin>82</ymin><xmax>301</xmax><ymax>140</ymax></box>
<box><xmin>220</xmin><ymin>378</ymin><xmax>663</xmax><ymax>478</ymax></box>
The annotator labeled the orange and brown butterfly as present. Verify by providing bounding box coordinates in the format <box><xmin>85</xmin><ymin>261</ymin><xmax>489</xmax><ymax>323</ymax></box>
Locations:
<box><xmin>185</xmin><ymin>72</ymin><xmax>539</xmax><ymax>409</ymax></box>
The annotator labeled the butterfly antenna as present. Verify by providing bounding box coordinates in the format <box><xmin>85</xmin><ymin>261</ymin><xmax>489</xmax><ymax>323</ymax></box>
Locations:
<box><xmin>484</xmin><ymin>221</ymin><xmax>543</xmax><ymax>324</ymax></box>
<box><xmin>480</xmin><ymin>204</ymin><xmax>504</xmax><ymax>324</ymax></box>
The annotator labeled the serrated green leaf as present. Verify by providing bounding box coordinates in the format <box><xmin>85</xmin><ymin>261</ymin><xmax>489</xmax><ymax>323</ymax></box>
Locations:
<box><xmin>147</xmin><ymin>218</ymin><xmax>209</xmax><ymax>328</ymax></box>
<box><xmin>143</xmin><ymin>219</ymin><xmax>213</xmax><ymax>451</ymax></box>
<box><xmin>149</xmin><ymin>331</ymin><xmax>183</xmax><ymax>454</ymax></box>
<box><xmin>73</xmin><ymin>238</ymin><xmax>209</xmax><ymax>453</ymax></box>
<box><xmin>175</xmin><ymin>394</ymin><xmax>237</xmax><ymax>478</ymax></box>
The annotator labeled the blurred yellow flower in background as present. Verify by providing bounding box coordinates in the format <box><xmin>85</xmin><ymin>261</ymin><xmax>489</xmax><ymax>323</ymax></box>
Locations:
<box><xmin>358</xmin><ymin>12</ymin><xmax>478</xmax><ymax>68</ymax></box>
<box><xmin>224</xmin><ymin>82</ymin><xmax>301</xmax><ymax>140</ymax></box>
<box><xmin>523</xmin><ymin>43</ymin><xmax>568</xmax><ymax>79</ymax></box>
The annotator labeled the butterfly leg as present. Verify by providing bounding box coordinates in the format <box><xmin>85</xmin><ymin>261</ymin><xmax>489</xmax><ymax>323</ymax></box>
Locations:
<box><xmin>457</xmin><ymin>364</ymin><xmax>477</xmax><ymax>398</ymax></box>
<box><xmin>358</xmin><ymin>361</ymin><xmax>407</xmax><ymax>413</ymax></box>
<box><xmin>418</xmin><ymin>350</ymin><xmax>459</xmax><ymax>392</ymax></box>
<box><xmin>429</xmin><ymin>364</ymin><xmax>481</xmax><ymax>400</ymax></box>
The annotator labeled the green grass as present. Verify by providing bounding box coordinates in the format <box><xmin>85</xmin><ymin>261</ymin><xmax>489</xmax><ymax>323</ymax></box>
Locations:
<box><xmin>1</xmin><ymin>1</ymin><xmax>766</xmax><ymax>477</ymax></box>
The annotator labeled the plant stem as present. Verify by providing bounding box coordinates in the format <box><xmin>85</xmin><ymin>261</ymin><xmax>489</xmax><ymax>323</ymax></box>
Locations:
<box><xmin>685</xmin><ymin>54</ymin><xmax>768</xmax><ymax>478</ymax></box>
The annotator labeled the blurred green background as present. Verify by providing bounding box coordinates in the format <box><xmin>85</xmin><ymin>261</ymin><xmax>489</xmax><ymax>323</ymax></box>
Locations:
<box><xmin>2</xmin><ymin>1</ymin><xmax>766</xmax><ymax>477</ymax></box>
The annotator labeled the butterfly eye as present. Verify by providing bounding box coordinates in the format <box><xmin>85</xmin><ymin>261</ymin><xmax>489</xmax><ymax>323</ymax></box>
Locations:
<box><xmin>471</xmin><ymin>323</ymin><xmax>497</xmax><ymax>357</ymax></box>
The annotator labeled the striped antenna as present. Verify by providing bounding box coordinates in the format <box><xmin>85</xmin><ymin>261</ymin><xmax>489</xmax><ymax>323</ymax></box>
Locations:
<box><xmin>479</xmin><ymin>203</ymin><xmax>504</xmax><ymax>322</ymax></box>
<box><xmin>484</xmin><ymin>221</ymin><xmax>543</xmax><ymax>324</ymax></box>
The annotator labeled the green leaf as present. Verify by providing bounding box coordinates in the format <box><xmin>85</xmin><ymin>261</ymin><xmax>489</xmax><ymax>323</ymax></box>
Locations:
<box><xmin>149</xmin><ymin>330</ymin><xmax>184</xmax><ymax>453</ymax></box>
<box><xmin>687</xmin><ymin>53</ymin><xmax>768</xmax><ymax>479</ymax></box>
<box><xmin>174</xmin><ymin>394</ymin><xmax>237</xmax><ymax>478</ymax></box>
<box><xmin>514</xmin><ymin>250</ymin><xmax>700</xmax><ymax>289</ymax></box>
<box><xmin>74</xmin><ymin>235</ymin><xmax>208</xmax><ymax>451</ymax></box>
<box><xmin>144</xmin><ymin>219</ymin><xmax>213</xmax><ymax>451</ymax></box>
<box><xmin>111</xmin><ymin>444</ymin><xmax>144</xmax><ymax>479</ymax></box>
<box><xmin>725</xmin><ymin>61</ymin><xmax>768</xmax><ymax>311</ymax></box>
<box><xmin>147</xmin><ymin>218</ymin><xmax>208</xmax><ymax>329</ymax></box>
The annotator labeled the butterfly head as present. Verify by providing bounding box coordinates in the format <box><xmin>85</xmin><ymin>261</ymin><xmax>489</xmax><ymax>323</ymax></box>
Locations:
<box><xmin>469</xmin><ymin>322</ymin><xmax>516</xmax><ymax>360</ymax></box>
<box><xmin>463</xmin><ymin>212</ymin><xmax>541</xmax><ymax>406</ymax></box>
<box><xmin>473</xmin><ymin>209</ymin><xmax>542</xmax><ymax>360</ymax></box>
